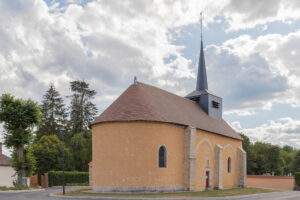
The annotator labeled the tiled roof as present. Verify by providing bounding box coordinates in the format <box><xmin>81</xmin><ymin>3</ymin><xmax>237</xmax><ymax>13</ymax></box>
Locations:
<box><xmin>0</xmin><ymin>154</ymin><xmax>11</xmax><ymax>166</ymax></box>
<box><xmin>92</xmin><ymin>82</ymin><xmax>241</xmax><ymax>140</ymax></box>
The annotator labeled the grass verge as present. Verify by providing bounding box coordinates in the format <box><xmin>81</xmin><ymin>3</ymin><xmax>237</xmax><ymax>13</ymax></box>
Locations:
<box><xmin>0</xmin><ymin>185</ymin><xmax>30</xmax><ymax>191</ymax></box>
<box><xmin>65</xmin><ymin>187</ymin><xmax>275</xmax><ymax>198</ymax></box>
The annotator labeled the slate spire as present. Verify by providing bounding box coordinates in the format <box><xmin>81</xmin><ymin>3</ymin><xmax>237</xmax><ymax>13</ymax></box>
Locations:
<box><xmin>196</xmin><ymin>12</ymin><xmax>208</xmax><ymax>91</ymax></box>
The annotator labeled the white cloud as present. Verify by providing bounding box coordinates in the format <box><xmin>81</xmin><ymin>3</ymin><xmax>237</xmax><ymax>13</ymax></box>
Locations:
<box><xmin>0</xmin><ymin>0</ymin><xmax>202</xmax><ymax>110</ymax></box>
<box><xmin>0</xmin><ymin>0</ymin><xmax>299</xmax><ymax>129</ymax></box>
<box><xmin>223</xmin><ymin>0</ymin><xmax>300</xmax><ymax>30</ymax></box>
<box><xmin>206</xmin><ymin>31</ymin><xmax>300</xmax><ymax>115</ymax></box>
<box><xmin>4</xmin><ymin>0</ymin><xmax>276</xmax><ymax>111</ymax></box>
<box><xmin>48</xmin><ymin>0</ymin><xmax>300</xmax><ymax>32</ymax></box>
<box><xmin>0</xmin><ymin>0</ymin><xmax>229</xmax><ymax>154</ymax></box>
<box><xmin>0</xmin><ymin>0</ymin><xmax>299</xmax><ymax>106</ymax></box>
<box><xmin>233</xmin><ymin>118</ymin><xmax>300</xmax><ymax>148</ymax></box>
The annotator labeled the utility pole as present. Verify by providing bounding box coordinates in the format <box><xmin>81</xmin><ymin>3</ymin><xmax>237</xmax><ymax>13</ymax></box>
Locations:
<box><xmin>60</xmin><ymin>147</ymin><xmax>66</xmax><ymax>195</ymax></box>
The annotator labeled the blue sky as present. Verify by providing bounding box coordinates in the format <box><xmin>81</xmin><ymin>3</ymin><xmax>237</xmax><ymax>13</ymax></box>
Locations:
<box><xmin>0</xmin><ymin>0</ymin><xmax>300</xmax><ymax>154</ymax></box>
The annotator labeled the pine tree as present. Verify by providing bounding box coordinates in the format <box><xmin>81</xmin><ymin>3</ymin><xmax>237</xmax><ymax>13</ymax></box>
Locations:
<box><xmin>37</xmin><ymin>84</ymin><xmax>67</xmax><ymax>140</ymax></box>
<box><xmin>69</xmin><ymin>80</ymin><xmax>97</xmax><ymax>135</ymax></box>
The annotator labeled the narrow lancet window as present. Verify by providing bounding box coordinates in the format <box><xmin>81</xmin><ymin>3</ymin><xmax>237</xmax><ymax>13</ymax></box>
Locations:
<box><xmin>158</xmin><ymin>146</ymin><xmax>167</xmax><ymax>168</ymax></box>
<box><xmin>227</xmin><ymin>157</ymin><xmax>231</xmax><ymax>173</ymax></box>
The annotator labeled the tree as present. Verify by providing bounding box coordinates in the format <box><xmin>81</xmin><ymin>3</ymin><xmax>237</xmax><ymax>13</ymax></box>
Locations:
<box><xmin>265</xmin><ymin>145</ymin><xmax>284</xmax><ymax>175</ymax></box>
<box><xmin>241</xmin><ymin>134</ymin><xmax>256</xmax><ymax>174</ymax></box>
<box><xmin>0</xmin><ymin>94</ymin><xmax>41</xmax><ymax>185</ymax></box>
<box><xmin>241</xmin><ymin>134</ymin><xmax>251</xmax><ymax>153</ymax></box>
<box><xmin>11</xmin><ymin>146</ymin><xmax>36</xmax><ymax>177</ymax></box>
<box><xmin>241</xmin><ymin>134</ymin><xmax>298</xmax><ymax>175</ymax></box>
<box><xmin>37</xmin><ymin>84</ymin><xmax>67</xmax><ymax>140</ymax></box>
<box><xmin>69</xmin><ymin>132</ymin><xmax>92</xmax><ymax>171</ymax></box>
<box><xmin>250</xmin><ymin>142</ymin><xmax>284</xmax><ymax>175</ymax></box>
<box><xmin>280</xmin><ymin>145</ymin><xmax>297</xmax><ymax>175</ymax></box>
<box><xmin>293</xmin><ymin>150</ymin><xmax>300</xmax><ymax>173</ymax></box>
<box><xmin>33</xmin><ymin>135</ymin><xmax>72</xmax><ymax>174</ymax></box>
<box><xmin>69</xmin><ymin>80</ymin><xmax>97</xmax><ymax>135</ymax></box>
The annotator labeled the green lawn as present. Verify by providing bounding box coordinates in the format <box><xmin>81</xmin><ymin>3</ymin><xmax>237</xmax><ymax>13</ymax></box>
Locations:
<box><xmin>65</xmin><ymin>187</ymin><xmax>275</xmax><ymax>198</ymax></box>
<box><xmin>0</xmin><ymin>185</ymin><xmax>30</xmax><ymax>191</ymax></box>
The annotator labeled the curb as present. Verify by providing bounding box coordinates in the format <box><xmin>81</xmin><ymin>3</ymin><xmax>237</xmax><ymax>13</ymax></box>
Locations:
<box><xmin>48</xmin><ymin>191</ymin><xmax>281</xmax><ymax>200</ymax></box>
<box><xmin>48</xmin><ymin>190</ymin><xmax>295</xmax><ymax>200</ymax></box>
<box><xmin>0</xmin><ymin>188</ymin><xmax>45</xmax><ymax>193</ymax></box>
<box><xmin>49</xmin><ymin>193</ymin><xmax>199</xmax><ymax>199</ymax></box>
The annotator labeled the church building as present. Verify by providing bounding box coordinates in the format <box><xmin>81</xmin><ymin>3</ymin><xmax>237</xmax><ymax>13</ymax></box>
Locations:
<box><xmin>91</xmin><ymin>30</ymin><xmax>246</xmax><ymax>192</ymax></box>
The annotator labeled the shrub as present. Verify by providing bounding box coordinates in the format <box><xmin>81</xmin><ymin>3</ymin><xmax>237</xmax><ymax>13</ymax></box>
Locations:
<box><xmin>295</xmin><ymin>172</ymin><xmax>300</xmax><ymax>187</ymax></box>
<box><xmin>48</xmin><ymin>171</ymin><xmax>89</xmax><ymax>187</ymax></box>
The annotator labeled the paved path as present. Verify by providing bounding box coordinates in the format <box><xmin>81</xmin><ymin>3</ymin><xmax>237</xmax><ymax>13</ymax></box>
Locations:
<box><xmin>0</xmin><ymin>189</ymin><xmax>300</xmax><ymax>200</ymax></box>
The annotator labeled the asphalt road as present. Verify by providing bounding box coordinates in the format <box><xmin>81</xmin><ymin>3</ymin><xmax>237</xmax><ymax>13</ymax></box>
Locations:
<box><xmin>0</xmin><ymin>189</ymin><xmax>300</xmax><ymax>200</ymax></box>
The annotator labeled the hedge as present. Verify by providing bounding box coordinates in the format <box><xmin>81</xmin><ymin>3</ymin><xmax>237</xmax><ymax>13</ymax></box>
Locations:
<box><xmin>48</xmin><ymin>171</ymin><xmax>89</xmax><ymax>187</ymax></box>
<box><xmin>295</xmin><ymin>172</ymin><xmax>300</xmax><ymax>187</ymax></box>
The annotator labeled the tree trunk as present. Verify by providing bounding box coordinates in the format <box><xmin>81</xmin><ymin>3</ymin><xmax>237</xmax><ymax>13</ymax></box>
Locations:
<box><xmin>16</xmin><ymin>146</ymin><xmax>26</xmax><ymax>186</ymax></box>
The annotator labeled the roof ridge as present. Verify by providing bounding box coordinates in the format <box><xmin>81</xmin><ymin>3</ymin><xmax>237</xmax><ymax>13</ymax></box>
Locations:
<box><xmin>136</xmin><ymin>82</ymin><xmax>201</xmax><ymax>105</ymax></box>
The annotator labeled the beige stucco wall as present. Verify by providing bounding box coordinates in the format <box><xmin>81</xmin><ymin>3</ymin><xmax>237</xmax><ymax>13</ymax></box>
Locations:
<box><xmin>0</xmin><ymin>166</ymin><xmax>15</xmax><ymax>187</ymax></box>
<box><xmin>193</xmin><ymin>129</ymin><xmax>242</xmax><ymax>190</ymax></box>
<box><xmin>92</xmin><ymin>121</ymin><xmax>243</xmax><ymax>192</ymax></box>
<box><xmin>92</xmin><ymin>122</ymin><xmax>186</xmax><ymax>191</ymax></box>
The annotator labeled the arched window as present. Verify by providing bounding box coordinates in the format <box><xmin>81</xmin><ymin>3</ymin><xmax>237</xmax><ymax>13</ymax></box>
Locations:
<box><xmin>227</xmin><ymin>157</ymin><xmax>231</xmax><ymax>173</ymax></box>
<box><xmin>158</xmin><ymin>146</ymin><xmax>167</xmax><ymax>168</ymax></box>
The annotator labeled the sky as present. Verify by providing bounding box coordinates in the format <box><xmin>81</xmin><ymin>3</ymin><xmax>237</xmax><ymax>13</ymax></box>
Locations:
<box><xmin>0</xmin><ymin>0</ymin><xmax>300</xmax><ymax>154</ymax></box>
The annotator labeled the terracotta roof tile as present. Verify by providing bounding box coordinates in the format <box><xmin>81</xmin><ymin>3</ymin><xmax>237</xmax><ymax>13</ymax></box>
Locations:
<box><xmin>92</xmin><ymin>82</ymin><xmax>241</xmax><ymax>140</ymax></box>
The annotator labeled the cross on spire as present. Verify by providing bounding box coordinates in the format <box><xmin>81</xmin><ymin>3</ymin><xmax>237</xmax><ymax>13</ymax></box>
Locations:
<box><xmin>196</xmin><ymin>11</ymin><xmax>208</xmax><ymax>91</ymax></box>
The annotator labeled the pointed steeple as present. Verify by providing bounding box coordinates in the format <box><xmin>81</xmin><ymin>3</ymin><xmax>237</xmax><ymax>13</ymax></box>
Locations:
<box><xmin>185</xmin><ymin>12</ymin><xmax>223</xmax><ymax>119</ymax></box>
<box><xmin>196</xmin><ymin>12</ymin><xmax>208</xmax><ymax>91</ymax></box>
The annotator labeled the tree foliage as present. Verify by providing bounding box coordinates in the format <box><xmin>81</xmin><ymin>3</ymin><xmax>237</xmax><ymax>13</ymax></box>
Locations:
<box><xmin>0</xmin><ymin>94</ymin><xmax>41</xmax><ymax>147</ymax></box>
<box><xmin>33</xmin><ymin>80</ymin><xmax>96</xmax><ymax>173</ymax></box>
<box><xmin>33</xmin><ymin>135</ymin><xmax>72</xmax><ymax>174</ymax></box>
<box><xmin>37</xmin><ymin>84</ymin><xmax>67</xmax><ymax>140</ymax></box>
<box><xmin>0</xmin><ymin>94</ymin><xmax>41</xmax><ymax>185</ymax></box>
<box><xmin>293</xmin><ymin>150</ymin><xmax>300</xmax><ymax>173</ymax></box>
<box><xmin>11</xmin><ymin>146</ymin><xmax>36</xmax><ymax>177</ymax></box>
<box><xmin>69</xmin><ymin>132</ymin><xmax>92</xmax><ymax>171</ymax></box>
<box><xmin>241</xmin><ymin>134</ymin><xmax>255</xmax><ymax>174</ymax></box>
<box><xmin>281</xmin><ymin>145</ymin><xmax>297</xmax><ymax>175</ymax></box>
<box><xmin>69</xmin><ymin>80</ymin><xmax>97</xmax><ymax>135</ymax></box>
<box><xmin>242</xmin><ymin>134</ymin><xmax>298</xmax><ymax>175</ymax></box>
<box><xmin>0</xmin><ymin>80</ymin><xmax>97</xmax><ymax>176</ymax></box>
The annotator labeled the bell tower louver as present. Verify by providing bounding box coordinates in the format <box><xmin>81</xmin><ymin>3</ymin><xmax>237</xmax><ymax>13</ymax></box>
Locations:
<box><xmin>185</xmin><ymin>13</ymin><xmax>223</xmax><ymax>119</ymax></box>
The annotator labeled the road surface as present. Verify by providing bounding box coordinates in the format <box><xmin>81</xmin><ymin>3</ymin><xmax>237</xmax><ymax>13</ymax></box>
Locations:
<box><xmin>0</xmin><ymin>189</ymin><xmax>300</xmax><ymax>200</ymax></box>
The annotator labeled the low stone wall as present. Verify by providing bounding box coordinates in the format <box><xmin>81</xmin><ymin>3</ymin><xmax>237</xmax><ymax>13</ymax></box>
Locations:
<box><xmin>41</xmin><ymin>173</ymin><xmax>49</xmax><ymax>188</ymax></box>
<box><xmin>30</xmin><ymin>175</ymin><xmax>39</xmax><ymax>187</ymax></box>
<box><xmin>30</xmin><ymin>173</ymin><xmax>49</xmax><ymax>188</ymax></box>
<box><xmin>247</xmin><ymin>175</ymin><xmax>295</xmax><ymax>191</ymax></box>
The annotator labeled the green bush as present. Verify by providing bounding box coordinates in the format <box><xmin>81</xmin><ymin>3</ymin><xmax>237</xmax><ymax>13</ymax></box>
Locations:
<box><xmin>48</xmin><ymin>171</ymin><xmax>89</xmax><ymax>187</ymax></box>
<box><xmin>295</xmin><ymin>172</ymin><xmax>300</xmax><ymax>187</ymax></box>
